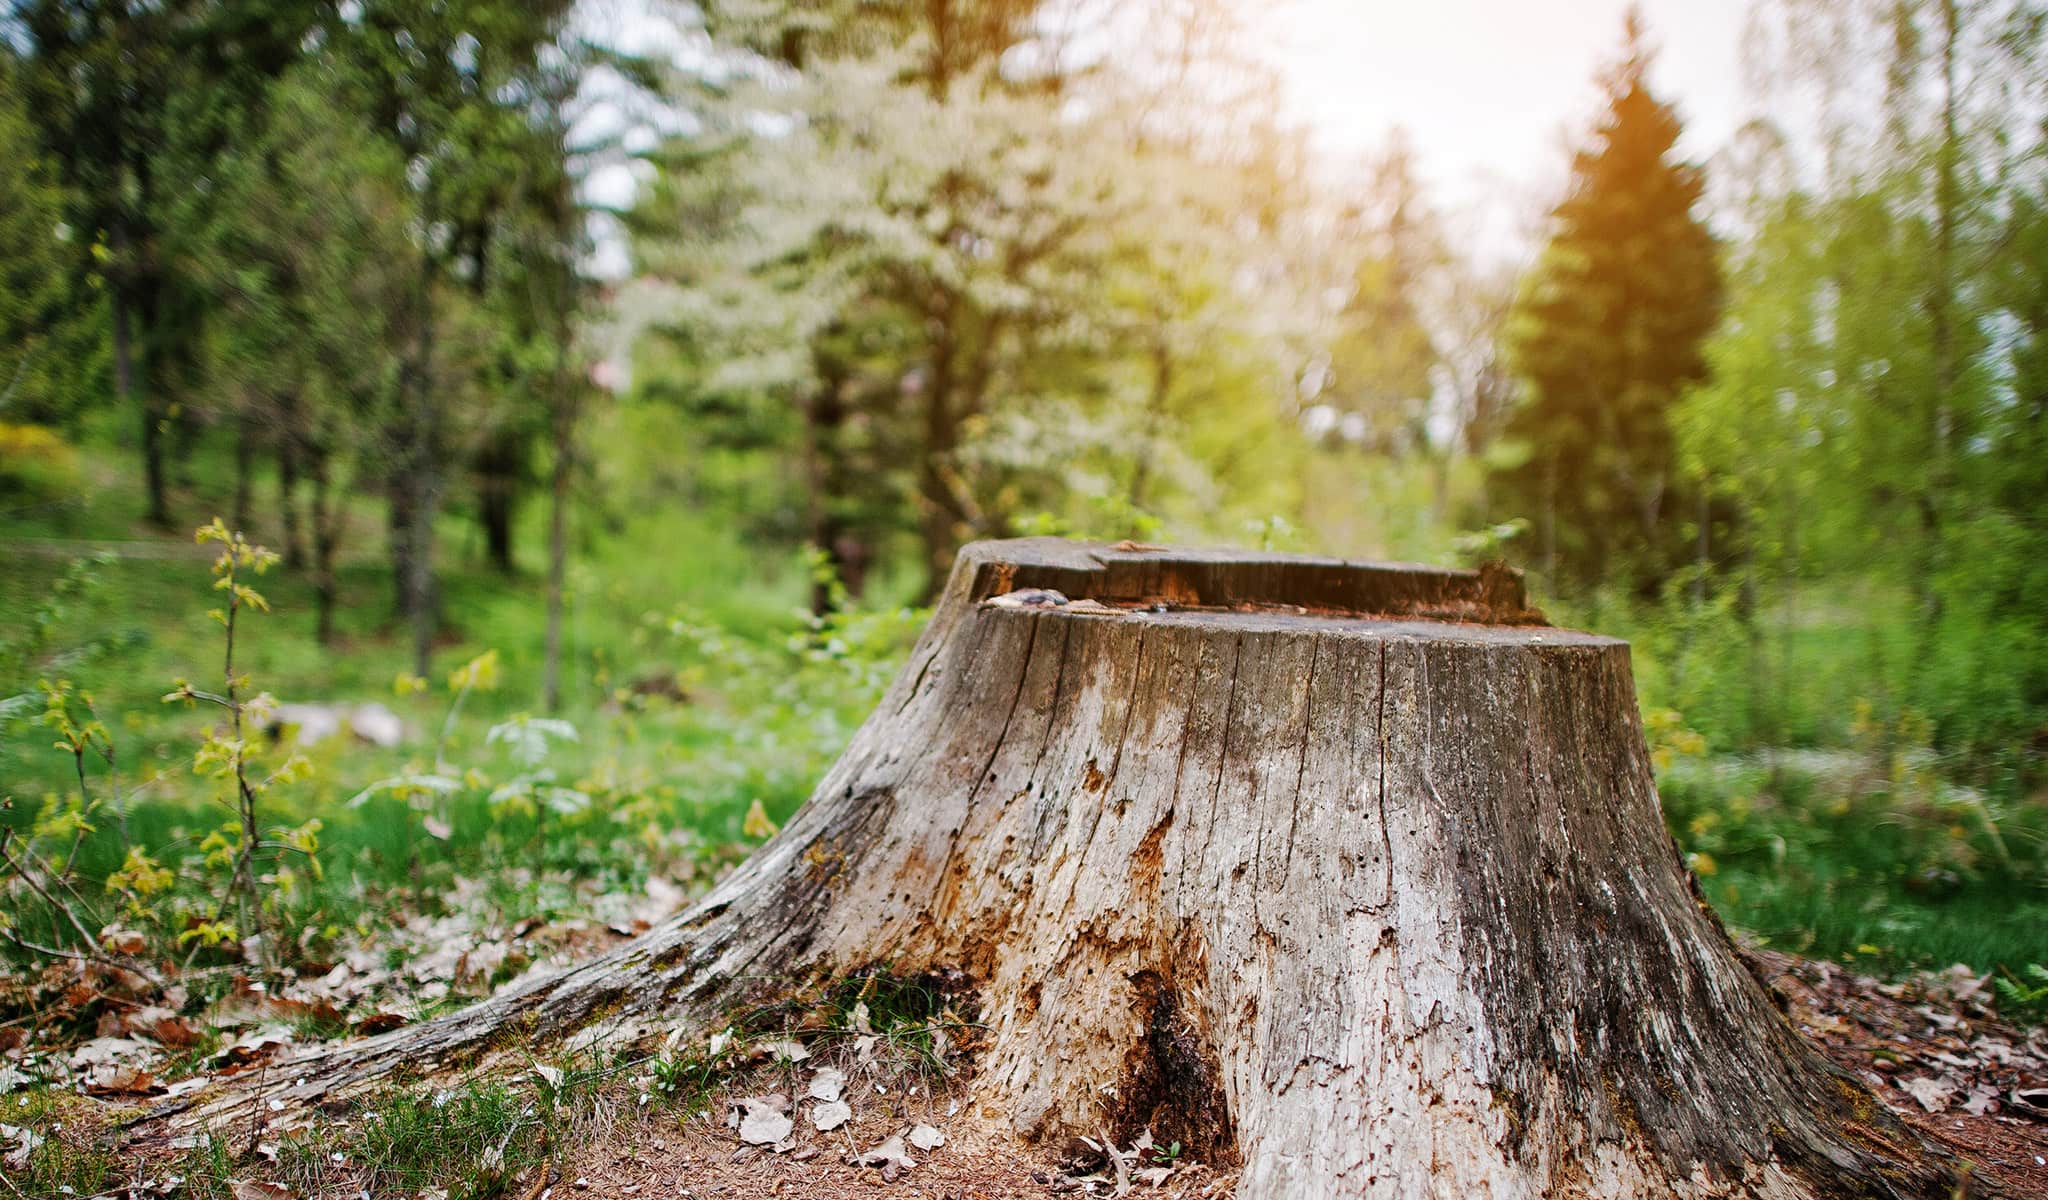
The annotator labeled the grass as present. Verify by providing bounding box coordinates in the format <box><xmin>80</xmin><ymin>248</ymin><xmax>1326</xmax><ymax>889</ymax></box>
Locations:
<box><xmin>1657</xmin><ymin>752</ymin><xmax>2048</xmax><ymax>979</ymax></box>
<box><xmin>1</xmin><ymin>429</ymin><xmax>920</xmax><ymax>1011</ymax></box>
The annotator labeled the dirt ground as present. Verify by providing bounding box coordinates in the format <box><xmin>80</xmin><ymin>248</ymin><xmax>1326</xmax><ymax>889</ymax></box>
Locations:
<box><xmin>1749</xmin><ymin>949</ymin><xmax>2048</xmax><ymax>1198</ymax></box>
<box><xmin>35</xmin><ymin>946</ymin><xmax>2048</xmax><ymax>1198</ymax></box>
<box><xmin>547</xmin><ymin>1103</ymin><xmax>1235</xmax><ymax>1200</ymax></box>
<box><xmin>519</xmin><ymin>949</ymin><xmax>2048</xmax><ymax>1200</ymax></box>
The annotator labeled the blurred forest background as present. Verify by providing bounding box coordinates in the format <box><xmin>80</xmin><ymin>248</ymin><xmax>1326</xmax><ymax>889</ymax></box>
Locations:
<box><xmin>3</xmin><ymin>0</ymin><xmax>2048</xmax><ymax>1025</ymax></box>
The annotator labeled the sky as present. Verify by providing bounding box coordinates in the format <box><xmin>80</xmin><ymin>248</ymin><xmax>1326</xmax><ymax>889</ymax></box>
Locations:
<box><xmin>1261</xmin><ymin>0</ymin><xmax>1751</xmax><ymax>256</ymax></box>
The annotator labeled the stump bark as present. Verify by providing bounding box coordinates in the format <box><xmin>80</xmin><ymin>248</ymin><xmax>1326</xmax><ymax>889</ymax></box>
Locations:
<box><xmin>162</xmin><ymin>539</ymin><xmax>1966</xmax><ymax>1198</ymax></box>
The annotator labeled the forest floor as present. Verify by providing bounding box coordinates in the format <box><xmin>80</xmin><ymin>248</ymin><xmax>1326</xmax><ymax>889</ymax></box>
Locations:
<box><xmin>5</xmin><ymin>447</ymin><xmax>2046</xmax><ymax>1195</ymax></box>
<box><xmin>7</xmin><ymin>873</ymin><xmax>2044</xmax><ymax>1198</ymax></box>
<box><xmin>1750</xmin><ymin>948</ymin><xmax>2048</xmax><ymax>1197</ymax></box>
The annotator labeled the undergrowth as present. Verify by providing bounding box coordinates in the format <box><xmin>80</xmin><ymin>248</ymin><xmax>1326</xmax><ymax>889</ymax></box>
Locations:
<box><xmin>4</xmin><ymin>967</ymin><xmax>982</xmax><ymax>1199</ymax></box>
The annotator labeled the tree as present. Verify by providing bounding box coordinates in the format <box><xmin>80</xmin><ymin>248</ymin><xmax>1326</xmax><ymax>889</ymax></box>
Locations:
<box><xmin>1494</xmin><ymin>13</ymin><xmax>1723</xmax><ymax>594</ymax></box>
<box><xmin>1679</xmin><ymin>0</ymin><xmax>2048</xmax><ymax>756</ymax></box>
<box><xmin>316</xmin><ymin>0</ymin><xmax>578</xmax><ymax>671</ymax></box>
<box><xmin>13</xmin><ymin>0</ymin><xmax>188</xmax><ymax>525</ymax></box>
<box><xmin>637</xmin><ymin>0</ymin><xmax>1314</xmax><ymax>596</ymax></box>
<box><xmin>162</xmin><ymin>539</ymin><xmax>1960</xmax><ymax>1197</ymax></box>
<box><xmin>1322</xmin><ymin>133</ymin><xmax>1444</xmax><ymax>460</ymax></box>
<box><xmin>0</xmin><ymin>51</ymin><xmax>69</xmax><ymax>421</ymax></box>
<box><xmin>181</xmin><ymin>58</ymin><xmax>419</xmax><ymax>644</ymax></box>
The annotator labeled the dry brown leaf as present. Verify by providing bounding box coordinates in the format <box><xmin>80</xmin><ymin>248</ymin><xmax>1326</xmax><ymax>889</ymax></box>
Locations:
<box><xmin>806</xmin><ymin>1065</ymin><xmax>845</xmax><ymax>1103</ymax></box>
<box><xmin>732</xmin><ymin>1097</ymin><xmax>793</xmax><ymax>1146</ymax></box>
<box><xmin>859</xmin><ymin>1133</ymin><xmax>916</xmax><ymax>1178</ymax></box>
<box><xmin>351</xmin><ymin>1011</ymin><xmax>409</xmax><ymax>1035</ymax></box>
<box><xmin>1900</xmin><ymin>1074</ymin><xmax>1954</xmax><ymax>1113</ymax></box>
<box><xmin>85</xmin><ymin>1063</ymin><xmax>160</xmax><ymax>1095</ymax></box>
<box><xmin>229</xmin><ymin>1180</ymin><xmax>294</xmax><ymax>1200</ymax></box>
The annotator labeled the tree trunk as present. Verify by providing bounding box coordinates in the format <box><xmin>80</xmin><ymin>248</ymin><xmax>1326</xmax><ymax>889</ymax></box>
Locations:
<box><xmin>387</xmin><ymin>475</ymin><xmax>413</xmax><ymax>618</ymax></box>
<box><xmin>476</xmin><ymin>431</ymin><xmax>520</xmax><ymax>575</ymax></box>
<box><xmin>542</xmin><ymin>365</ymin><xmax>576</xmax><ymax>714</ymax></box>
<box><xmin>309</xmin><ymin>447</ymin><xmax>338</xmax><ymax>647</ymax></box>
<box><xmin>152</xmin><ymin>540</ymin><xmax>1961</xmax><ymax>1197</ymax></box>
<box><xmin>231</xmin><ymin>411</ymin><xmax>254</xmax><ymax>533</ymax></box>
<box><xmin>110</xmin><ymin>242</ymin><xmax>168</xmax><ymax>530</ymax></box>
<box><xmin>278</xmin><ymin>413</ymin><xmax>304</xmax><ymax>571</ymax></box>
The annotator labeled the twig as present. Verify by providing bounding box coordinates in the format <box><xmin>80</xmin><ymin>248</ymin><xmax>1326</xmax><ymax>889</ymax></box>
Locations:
<box><xmin>0</xmin><ymin>830</ymin><xmax>103</xmax><ymax>952</ymax></box>
<box><xmin>0</xmin><ymin>920</ymin><xmax>161</xmax><ymax>987</ymax></box>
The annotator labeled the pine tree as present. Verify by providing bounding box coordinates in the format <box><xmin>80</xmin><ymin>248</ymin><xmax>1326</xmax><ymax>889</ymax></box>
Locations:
<box><xmin>1495</xmin><ymin>12</ymin><xmax>1722</xmax><ymax>594</ymax></box>
<box><xmin>0</xmin><ymin>52</ymin><xmax>69</xmax><ymax>421</ymax></box>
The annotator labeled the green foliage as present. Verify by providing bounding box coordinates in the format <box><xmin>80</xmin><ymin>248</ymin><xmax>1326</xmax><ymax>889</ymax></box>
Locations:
<box><xmin>1677</xmin><ymin>0</ymin><xmax>2048</xmax><ymax>769</ymax></box>
<box><xmin>1994</xmin><ymin>965</ymin><xmax>2048</xmax><ymax>1022</ymax></box>
<box><xmin>1492</xmin><ymin>18</ymin><xmax>1723</xmax><ymax>594</ymax></box>
<box><xmin>0</xmin><ymin>56</ymin><xmax>69</xmax><ymax>423</ymax></box>
<box><xmin>1657</xmin><ymin>742</ymin><xmax>2048</xmax><ymax>976</ymax></box>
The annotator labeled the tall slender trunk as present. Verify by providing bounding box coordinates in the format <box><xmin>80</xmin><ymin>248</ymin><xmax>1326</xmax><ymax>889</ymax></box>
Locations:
<box><xmin>801</xmin><ymin>381</ymin><xmax>833</xmax><ymax>616</ymax></box>
<box><xmin>404</xmin><ymin>383</ymin><xmax>441</xmax><ymax>678</ymax></box>
<box><xmin>1541</xmin><ymin>450</ymin><xmax>1559</xmax><ymax>590</ymax></box>
<box><xmin>279</xmin><ymin>399</ymin><xmax>304</xmax><ymax>569</ymax></box>
<box><xmin>917</xmin><ymin>326</ymin><xmax>961</xmax><ymax>600</ymax></box>
<box><xmin>232</xmin><ymin>411</ymin><xmax>255</xmax><ymax>532</ymax></box>
<box><xmin>310</xmin><ymin>448</ymin><xmax>337</xmax><ymax>646</ymax></box>
<box><xmin>1128</xmin><ymin>337</ymin><xmax>1172</xmax><ymax>513</ymax></box>
<box><xmin>403</xmin><ymin>248</ymin><xmax>444</xmax><ymax>677</ymax></box>
<box><xmin>1909</xmin><ymin>0</ymin><xmax>1961</xmax><ymax>700</ymax></box>
<box><xmin>111</xmin><ymin>218</ymin><xmax>167</xmax><ymax>528</ymax></box>
<box><xmin>476</xmin><ymin>432</ymin><xmax>519</xmax><ymax>574</ymax></box>
<box><xmin>801</xmin><ymin>364</ymin><xmax>865</xmax><ymax>614</ymax></box>
<box><xmin>542</xmin><ymin>342</ymin><xmax>576</xmax><ymax>714</ymax></box>
<box><xmin>388</xmin><ymin>474</ymin><xmax>413</xmax><ymax>617</ymax></box>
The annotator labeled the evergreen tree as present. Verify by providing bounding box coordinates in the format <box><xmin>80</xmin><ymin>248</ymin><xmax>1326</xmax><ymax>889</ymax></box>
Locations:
<box><xmin>1494</xmin><ymin>12</ymin><xmax>1722</xmax><ymax>594</ymax></box>
<box><xmin>0</xmin><ymin>51</ymin><xmax>70</xmax><ymax>422</ymax></box>
<box><xmin>1323</xmin><ymin>133</ymin><xmax>1443</xmax><ymax>459</ymax></box>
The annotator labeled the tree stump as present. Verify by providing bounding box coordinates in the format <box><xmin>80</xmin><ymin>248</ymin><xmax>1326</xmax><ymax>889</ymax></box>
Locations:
<box><xmin>161</xmin><ymin>539</ymin><xmax>1963</xmax><ymax>1197</ymax></box>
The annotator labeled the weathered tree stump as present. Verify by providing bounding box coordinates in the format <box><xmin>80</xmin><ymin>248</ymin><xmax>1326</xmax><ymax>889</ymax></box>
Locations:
<box><xmin>160</xmin><ymin>539</ymin><xmax>1964</xmax><ymax>1197</ymax></box>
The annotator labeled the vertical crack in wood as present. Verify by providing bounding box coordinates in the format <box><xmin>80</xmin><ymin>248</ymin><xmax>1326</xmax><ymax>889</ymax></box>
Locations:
<box><xmin>1062</xmin><ymin>625</ymin><xmax>1151</xmax><ymax>920</ymax></box>
<box><xmin>1277</xmin><ymin>632</ymin><xmax>1321</xmax><ymax>884</ymax></box>
<box><xmin>1370</xmin><ymin>639</ymin><xmax>1393</xmax><ymax>913</ymax></box>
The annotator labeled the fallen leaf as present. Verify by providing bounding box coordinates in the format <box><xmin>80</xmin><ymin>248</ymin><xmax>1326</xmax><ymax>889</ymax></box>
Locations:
<box><xmin>228</xmin><ymin>1180</ymin><xmax>293</xmax><ymax>1200</ymax></box>
<box><xmin>351</xmin><ymin>1012</ymin><xmax>409</xmax><ymax>1035</ymax></box>
<box><xmin>1901</xmin><ymin>1075</ymin><xmax>1953</xmax><ymax>1113</ymax></box>
<box><xmin>85</xmin><ymin>1063</ymin><xmax>160</xmax><ymax>1096</ymax></box>
<box><xmin>3</xmin><ymin>1123</ymin><xmax>46</xmax><ymax>1171</ymax></box>
<box><xmin>807</xmin><ymin>1066</ymin><xmax>846</xmax><ymax>1103</ymax></box>
<box><xmin>811</xmin><ymin>1100</ymin><xmax>852</xmax><ymax>1132</ymax></box>
<box><xmin>69</xmin><ymin>1036</ymin><xmax>153</xmax><ymax>1068</ymax></box>
<box><xmin>757</xmin><ymin>1038</ymin><xmax>809</xmax><ymax>1064</ymax></box>
<box><xmin>1961</xmin><ymin>1085</ymin><xmax>2001</xmax><ymax>1116</ymax></box>
<box><xmin>907</xmin><ymin>1123</ymin><xmax>945</xmax><ymax>1151</ymax></box>
<box><xmin>218</xmin><ymin>1028</ymin><xmax>293</xmax><ymax>1067</ymax></box>
<box><xmin>99</xmin><ymin>925</ymin><xmax>148</xmax><ymax>955</ymax></box>
<box><xmin>733</xmin><ymin>1097</ymin><xmax>793</xmax><ymax>1146</ymax></box>
<box><xmin>859</xmin><ymin>1134</ymin><xmax>916</xmax><ymax>1176</ymax></box>
<box><xmin>1133</xmin><ymin>1166</ymin><xmax>1173</xmax><ymax>1188</ymax></box>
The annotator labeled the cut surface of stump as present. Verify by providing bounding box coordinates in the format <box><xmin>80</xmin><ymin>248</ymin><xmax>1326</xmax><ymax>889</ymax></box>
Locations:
<box><xmin>155</xmin><ymin>538</ymin><xmax>1966</xmax><ymax>1197</ymax></box>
